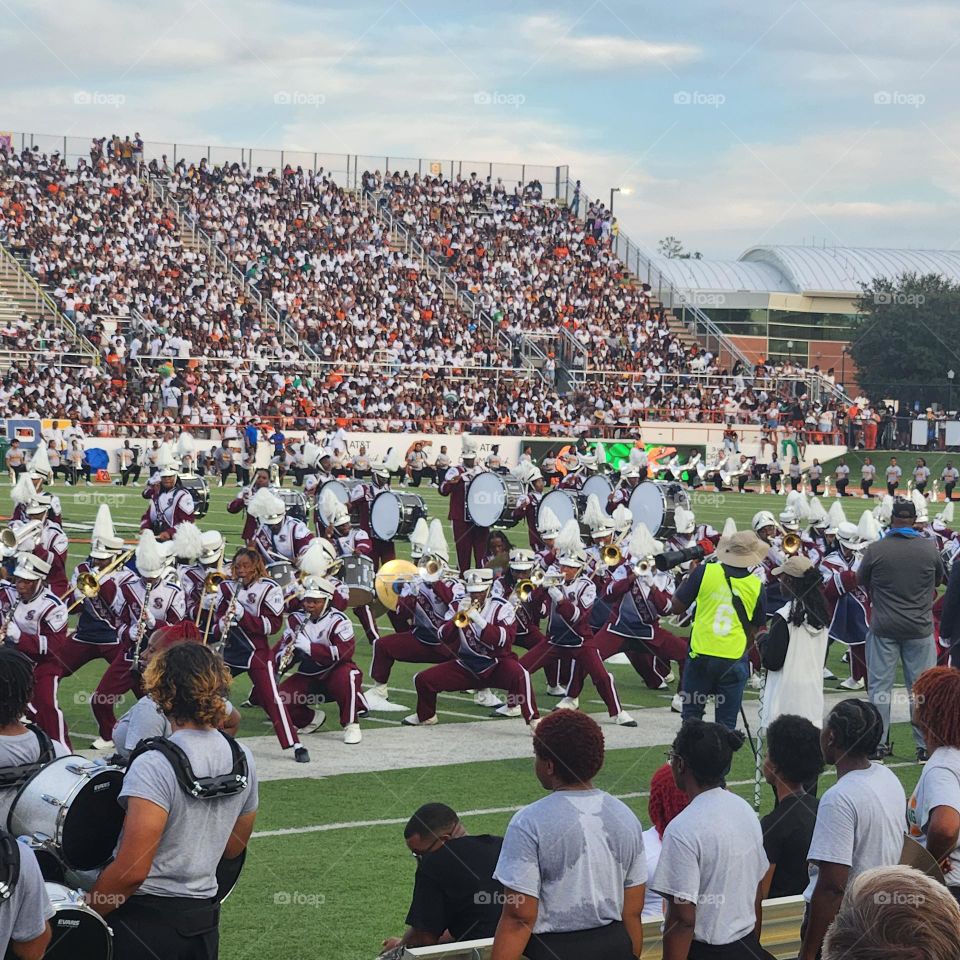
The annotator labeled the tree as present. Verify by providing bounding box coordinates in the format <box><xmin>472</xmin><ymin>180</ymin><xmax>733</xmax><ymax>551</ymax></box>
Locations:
<box><xmin>852</xmin><ymin>273</ymin><xmax>960</xmax><ymax>410</ymax></box>
<box><xmin>657</xmin><ymin>236</ymin><xmax>703</xmax><ymax>259</ymax></box>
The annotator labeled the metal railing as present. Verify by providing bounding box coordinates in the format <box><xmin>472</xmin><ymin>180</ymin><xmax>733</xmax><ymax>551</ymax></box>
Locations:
<box><xmin>0</xmin><ymin>244</ymin><xmax>99</xmax><ymax>363</ymax></box>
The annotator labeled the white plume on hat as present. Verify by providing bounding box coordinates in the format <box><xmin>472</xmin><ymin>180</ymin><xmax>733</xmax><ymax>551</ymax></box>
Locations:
<box><xmin>510</xmin><ymin>462</ymin><xmax>536</xmax><ymax>483</ymax></box>
<box><xmin>298</xmin><ymin>538</ymin><xmax>338</xmax><ymax>577</ymax></box>
<box><xmin>628</xmin><ymin>522</ymin><xmax>663</xmax><ymax>558</ymax></box>
<box><xmin>10</xmin><ymin>473</ymin><xmax>36</xmax><ymax>506</ymax></box>
<box><xmin>27</xmin><ymin>444</ymin><xmax>51</xmax><ymax>479</ymax></box>
<box><xmin>785</xmin><ymin>490</ymin><xmax>810</xmax><ymax>521</ymax></box>
<box><xmin>253</xmin><ymin>442</ymin><xmax>272</xmax><ymax>471</ymax></box>
<box><xmin>462</xmin><ymin>435</ymin><xmax>478</xmax><ymax>458</ymax></box>
<box><xmin>911</xmin><ymin>488</ymin><xmax>929</xmax><ymax>521</ymax></box>
<box><xmin>320</xmin><ymin>488</ymin><xmax>348</xmax><ymax>526</ymax></box>
<box><xmin>858</xmin><ymin>509</ymin><xmax>881</xmax><ymax>542</ymax></box>
<box><xmin>878</xmin><ymin>495</ymin><xmax>894</xmax><ymax>525</ymax></box>
<box><xmin>136</xmin><ymin>530</ymin><xmax>166</xmax><ymax>579</ymax></box>
<box><xmin>629</xmin><ymin>446</ymin><xmax>648</xmax><ymax>468</ymax></box>
<box><xmin>808</xmin><ymin>497</ymin><xmax>829</xmax><ymax>526</ymax></box>
<box><xmin>91</xmin><ymin>504</ymin><xmax>116</xmax><ymax>543</ymax></box>
<box><xmin>156</xmin><ymin>441</ymin><xmax>180</xmax><ymax>477</ymax></box>
<box><xmin>425</xmin><ymin>519</ymin><xmax>449</xmax><ymax>562</ymax></box>
<box><xmin>176</xmin><ymin>432</ymin><xmax>195</xmax><ymax>459</ymax></box>
<box><xmin>594</xmin><ymin>442</ymin><xmax>605</xmax><ymax>467</ymax></box>
<box><xmin>612</xmin><ymin>504</ymin><xmax>633</xmax><ymax>533</ymax></box>
<box><xmin>537</xmin><ymin>505</ymin><xmax>561</xmax><ymax>538</ymax></box>
<box><xmin>722</xmin><ymin>517</ymin><xmax>737</xmax><ymax>537</ymax></box>
<box><xmin>384</xmin><ymin>447</ymin><xmax>404</xmax><ymax>473</ymax></box>
<box><xmin>674</xmin><ymin>505</ymin><xmax>696</xmax><ymax>535</ymax></box>
<box><xmin>247</xmin><ymin>487</ymin><xmax>286</xmax><ymax>523</ymax></box>
<box><xmin>826</xmin><ymin>501</ymin><xmax>847</xmax><ymax>534</ymax></box>
<box><xmin>409</xmin><ymin>518</ymin><xmax>430</xmax><ymax>559</ymax></box>
<box><xmin>171</xmin><ymin>522</ymin><xmax>203</xmax><ymax>562</ymax></box>
<box><xmin>301</xmin><ymin>441</ymin><xmax>322</xmax><ymax>467</ymax></box>
<box><xmin>582</xmin><ymin>494</ymin><xmax>606</xmax><ymax>533</ymax></box>
<box><xmin>941</xmin><ymin>501</ymin><xmax>955</xmax><ymax>525</ymax></box>
<box><xmin>555</xmin><ymin>518</ymin><xmax>586</xmax><ymax>566</ymax></box>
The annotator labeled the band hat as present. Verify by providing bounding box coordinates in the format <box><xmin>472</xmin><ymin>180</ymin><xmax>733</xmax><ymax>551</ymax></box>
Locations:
<box><xmin>383</xmin><ymin>448</ymin><xmax>404</xmax><ymax>474</ymax></box>
<box><xmin>581</xmin><ymin>494</ymin><xmax>606</xmax><ymax>534</ymax></box>
<box><xmin>92</xmin><ymin>504</ymin><xmax>116</xmax><ymax>543</ymax></box>
<box><xmin>13</xmin><ymin>552</ymin><xmax>51</xmax><ymax>581</ymax></box>
<box><xmin>772</xmin><ymin>554</ymin><xmax>814</xmax><ymax>578</ymax></box>
<box><xmin>627</xmin><ymin>522</ymin><xmax>663</xmax><ymax>560</ymax></box>
<box><xmin>910</xmin><ymin>488</ymin><xmax>929</xmax><ymax>523</ymax></box>
<box><xmin>628</xmin><ymin>446</ymin><xmax>648</xmax><ymax>468</ymax></box>
<box><xmin>752</xmin><ymin>510</ymin><xmax>779</xmax><ymax>533</ymax></box>
<box><xmin>619</xmin><ymin>463</ymin><xmax>640</xmax><ymax>479</ymax></box>
<box><xmin>248</xmin><ymin>487</ymin><xmax>286</xmax><ymax>525</ymax></box>
<box><xmin>556</xmin><ymin>518</ymin><xmax>587</xmax><ymax>567</ymax></box>
<box><xmin>939</xmin><ymin>501</ymin><xmax>955</xmax><ymax>526</ymax></box>
<box><xmin>721</xmin><ymin>517</ymin><xmax>737</xmax><ymax>537</ymax></box>
<box><xmin>509</xmin><ymin>548</ymin><xmax>537</xmax><ymax>571</ymax></box>
<box><xmin>90</xmin><ymin>534</ymin><xmax>125</xmax><ymax>560</ymax></box>
<box><xmin>464</xmin><ymin>568</ymin><xmax>494</xmax><ymax>592</ymax></box>
<box><xmin>835</xmin><ymin>521</ymin><xmax>862</xmax><ymax>548</ymax></box>
<box><xmin>301</xmin><ymin>576</ymin><xmax>335</xmax><ymax>601</ymax></box>
<box><xmin>175</xmin><ymin>431</ymin><xmax>196</xmax><ymax>461</ymax></box>
<box><xmin>298</xmin><ymin>537</ymin><xmax>338</xmax><ymax>577</ymax></box>
<box><xmin>526</xmin><ymin>467</ymin><xmax>544</xmax><ymax>484</ymax></box>
<box><xmin>674</xmin><ymin>505</ymin><xmax>696</xmax><ymax>536</ymax></box>
<box><xmin>716</xmin><ymin>531</ymin><xmax>769</xmax><ymax>568</ymax></box>
<box><xmin>156</xmin><ymin>441</ymin><xmax>180</xmax><ymax>477</ymax></box>
<box><xmin>199</xmin><ymin>530</ymin><xmax>225</xmax><ymax>565</ymax></box>
<box><xmin>9</xmin><ymin>473</ymin><xmax>37</xmax><ymax>507</ymax></box>
<box><xmin>425</xmin><ymin>518</ymin><xmax>449</xmax><ymax>563</ymax></box>
<box><xmin>461</xmin><ymin>435</ymin><xmax>478</xmax><ymax>459</ymax></box>
<box><xmin>409</xmin><ymin>518</ymin><xmax>430</xmax><ymax>559</ymax></box>
<box><xmin>778</xmin><ymin>508</ymin><xmax>800</xmax><ymax>531</ymax></box>
<box><xmin>371</xmin><ymin>462</ymin><xmax>391</xmax><ymax>478</ymax></box>
<box><xmin>25</xmin><ymin>495</ymin><xmax>52</xmax><ymax>516</ymax></box>
<box><xmin>825</xmin><ymin>501</ymin><xmax>847</xmax><ymax>535</ymax></box>
<box><xmin>536</xmin><ymin>505</ymin><xmax>562</xmax><ymax>539</ymax></box>
<box><xmin>857</xmin><ymin>510</ymin><xmax>881</xmax><ymax>542</ymax></box>
<box><xmin>808</xmin><ymin>497</ymin><xmax>829</xmax><ymax>527</ymax></box>
<box><xmin>136</xmin><ymin>530</ymin><xmax>167</xmax><ymax>579</ymax></box>
<box><xmin>253</xmin><ymin>442</ymin><xmax>272</xmax><ymax>471</ymax></box>
<box><xmin>611</xmin><ymin>504</ymin><xmax>633</xmax><ymax>533</ymax></box>
<box><xmin>591</xmin><ymin>518</ymin><xmax>617</xmax><ymax>540</ymax></box>
<box><xmin>785</xmin><ymin>491</ymin><xmax>810</xmax><ymax>522</ymax></box>
<box><xmin>27</xmin><ymin>443</ymin><xmax>51</xmax><ymax>480</ymax></box>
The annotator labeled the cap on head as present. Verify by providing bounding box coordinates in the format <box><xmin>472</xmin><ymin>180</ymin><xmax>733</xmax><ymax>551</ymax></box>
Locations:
<box><xmin>199</xmin><ymin>530</ymin><xmax>225</xmax><ymax>565</ymax></box>
<box><xmin>752</xmin><ymin>510</ymin><xmax>778</xmax><ymax>533</ymax></box>
<box><xmin>14</xmin><ymin>552</ymin><xmax>51</xmax><ymax>581</ymax></box>
<box><xmin>301</xmin><ymin>576</ymin><xmax>335</xmax><ymax>601</ymax></box>
<box><xmin>464</xmin><ymin>568</ymin><xmax>493</xmax><ymax>593</ymax></box>
<box><xmin>509</xmin><ymin>548</ymin><xmax>536</xmax><ymax>571</ymax></box>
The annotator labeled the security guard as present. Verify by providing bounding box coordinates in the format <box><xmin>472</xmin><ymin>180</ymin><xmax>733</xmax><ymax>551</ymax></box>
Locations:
<box><xmin>671</xmin><ymin>531</ymin><xmax>767</xmax><ymax>730</ymax></box>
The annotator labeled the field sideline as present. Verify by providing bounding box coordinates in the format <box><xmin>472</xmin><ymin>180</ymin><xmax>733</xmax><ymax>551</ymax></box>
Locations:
<box><xmin>0</xmin><ymin>463</ymin><xmax>940</xmax><ymax>960</ymax></box>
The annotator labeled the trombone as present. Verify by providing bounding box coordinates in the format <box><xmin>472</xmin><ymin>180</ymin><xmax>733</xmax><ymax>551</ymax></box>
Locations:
<box><xmin>195</xmin><ymin>566</ymin><xmax>228</xmax><ymax>645</ymax></box>
<box><xmin>601</xmin><ymin>543</ymin><xmax>623</xmax><ymax>567</ymax></box>
<box><xmin>453</xmin><ymin>602</ymin><xmax>476</xmax><ymax>629</ymax></box>
<box><xmin>64</xmin><ymin>547</ymin><xmax>136</xmax><ymax>614</ymax></box>
<box><xmin>515</xmin><ymin>568</ymin><xmax>563</xmax><ymax>601</ymax></box>
<box><xmin>782</xmin><ymin>532</ymin><xmax>803</xmax><ymax>556</ymax></box>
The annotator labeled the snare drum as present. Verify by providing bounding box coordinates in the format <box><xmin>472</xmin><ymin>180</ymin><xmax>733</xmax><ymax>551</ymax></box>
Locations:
<box><xmin>316</xmin><ymin>479</ymin><xmax>350</xmax><ymax>524</ymax></box>
<box><xmin>339</xmin><ymin>555</ymin><xmax>376</xmax><ymax>607</ymax></box>
<box><xmin>277</xmin><ymin>488</ymin><xmax>310</xmax><ymax>523</ymax></box>
<box><xmin>465</xmin><ymin>473</ymin><xmax>524</xmax><ymax>528</ymax></box>
<box><xmin>8</xmin><ymin>756</ymin><xmax>125</xmax><ymax>871</ymax></box>
<box><xmin>44</xmin><ymin>882</ymin><xmax>114</xmax><ymax>958</ymax></box>
<box><xmin>370</xmin><ymin>492</ymin><xmax>427</xmax><ymax>541</ymax></box>
<box><xmin>266</xmin><ymin>560</ymin><xmax>298</xmax><ymax>596</ymax></box>
<box><xmin>628</xmin><ymin>481</ymin><xmax>690</xmax><ymax>538</ymax></box>
<box><xmin>179</xmin><ymin>475</ymin><xmax>210</xmax><ymax>519</ymax></box>
<box><xmin>537</xmin><ymin>489</ymin><xmax>578</xmax><ymax>528</ymax></box>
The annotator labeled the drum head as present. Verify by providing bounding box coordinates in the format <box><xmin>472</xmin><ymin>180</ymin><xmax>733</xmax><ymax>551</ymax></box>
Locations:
<box><xmin>629</xmin><ymin>482</ymin><xmax>667</xmax><ymax>536</ymax></box>
<box><xmin>371</xmin><ymin>492</ymin><xmax>401</xmax><ymax>540</ymax></box>
<box><xmin>341</xmin><ymin>556</ymin><xmax>375</xmax><ymax>607</ymax></box>
<box><xmin>539</xmin><ymin>490</ymin><xmax>577</xmax><ymax>527</ymax></box>
<box><xmin>44</xmin><ymin>883</ymin><xmax>114</xmax><ymax>958</ymax></box>
<box><xmin>467</xmin><ymin>472</ymin><xmax>507</xmax><ymax>527</ymax></box>
<box><xmin>581</xmin><ymin>475</ymin><xmax>613</xmax><ymax>501</ymax></box>
<box><xmin>267</xmin><ymin>561</ymin><xmax>296</xmax><ymax>591</ymax></box>
<box><xmin>61</xmin><ymin>768</ymin><xmax>125</xmax><ymax>870</ymax></box>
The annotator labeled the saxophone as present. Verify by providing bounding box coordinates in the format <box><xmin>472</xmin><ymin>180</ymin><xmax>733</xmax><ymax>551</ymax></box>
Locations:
<box><xmin>278</xmin><ymin>617</ymin><xmax>308</xmax><ymax>675</ymax></box>
<box><xmin>0</xmin><ymin>599</ymin><xmax>22</xmax><ymax>645</ymax></box>
<box><xmin>130</xmin><ymin>582</ymin><xmax>157</xmax><ymax>672</ymax></box>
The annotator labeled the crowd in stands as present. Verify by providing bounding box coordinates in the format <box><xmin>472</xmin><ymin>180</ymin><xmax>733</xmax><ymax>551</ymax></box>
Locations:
<box><xmin>0</xmin><ymin>138</ymin><xmax>851</xmax><ymax>439</ymax></box>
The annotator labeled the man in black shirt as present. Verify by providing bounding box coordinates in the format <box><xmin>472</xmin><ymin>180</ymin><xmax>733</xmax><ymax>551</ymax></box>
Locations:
<box><xmin>760</xmin><ymin>715</ymin><xmax>823</xmax><ymax>899</ymax></box>
<box><xmin>380</xmin><ymin>803</ymin><xmax>503</xmax><ymax>954</ymax></box>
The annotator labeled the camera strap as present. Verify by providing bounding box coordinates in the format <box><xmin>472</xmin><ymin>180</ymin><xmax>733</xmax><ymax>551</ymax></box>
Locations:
<box><xmin>722</xmin><ymin>567</ymin><xmax>755</xmax><ymax>645</ymax></box>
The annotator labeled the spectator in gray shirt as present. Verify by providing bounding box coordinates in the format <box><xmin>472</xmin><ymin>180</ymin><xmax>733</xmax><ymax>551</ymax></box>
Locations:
<box><xmin>492</xmin><ymin>710</ymin><xmax>645</xmax><ymax>960</ymax></box>
<box><xmin>857</xmin><ymin>497</ymin><xmax>944</xmax><ymax>760</ymax></box>
<box><xmin>0</xmin><ymin>836</ymin><xmax>53</xmax><ymax>958</ymax></box>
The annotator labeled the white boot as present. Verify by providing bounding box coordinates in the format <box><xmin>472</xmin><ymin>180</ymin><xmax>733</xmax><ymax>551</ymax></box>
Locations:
<box><xmin>670</xmin><ymin>693</ymin><xmax>683</xmax><ymax>713</ymax></box>
<box><xmin>556</xmin><ymin>697</ymin><xmax>579</xmax><ymax>710</ymax></box>
<box><xmin>298</xmin><ymin>713</ymin><xmax>327</xmax><ymax>735</ymax></box>
<box><xmin>495</xmin><ymin>703</ymin><xmax>522</xmax><ymax>717</ymax></box>
<box><xmin>92</xmin><ymin>737</ymin><xmax>114</xmax><ymax>751</ymax></box>
<box><xmin>473</xmin><ymin>689</ymin><xmax>503</xmax><ymax>708</ymax></box>
<box><xmin>402</xmin><ymin>714</ymin><xmax>438</xmax><ymax>726</ymax></box>
<box><xmin>840</xmin><ymin>676</ymin><xmax>865</xmax><ymax>690</ymax></box>
<box><xmin>343</xmin><ymin>723</ymin><xmax>362</xmax><ymax>744</ymax></box>
<box><xmin>615</xmin><ymin>711</ymin><xmax>638</xmax><ymax>727</ymax></box>
<box><xmin>546</xmin><ymin>684</ymin><xmax>566</xmax><ymax>696</ymax></box>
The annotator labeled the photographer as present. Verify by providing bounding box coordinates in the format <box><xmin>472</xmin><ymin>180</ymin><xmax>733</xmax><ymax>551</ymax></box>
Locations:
<box><xmin>380</xmin><ymin>804</ymin><xmax>503</xmax><ymax>956</ymax></box>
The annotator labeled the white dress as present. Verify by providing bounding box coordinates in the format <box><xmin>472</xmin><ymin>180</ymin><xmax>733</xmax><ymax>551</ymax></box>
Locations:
<box><xmin>760</xmin><ymin>601</ymin><xmax>828</xmax><ymax>729</ymax></box>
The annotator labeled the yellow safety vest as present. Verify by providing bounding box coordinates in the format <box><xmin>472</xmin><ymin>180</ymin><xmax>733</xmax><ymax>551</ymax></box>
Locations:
<box><xmin>689</xmin><ymin>563</ymin><xmax>762</xmax><ymax>660</ymax></box>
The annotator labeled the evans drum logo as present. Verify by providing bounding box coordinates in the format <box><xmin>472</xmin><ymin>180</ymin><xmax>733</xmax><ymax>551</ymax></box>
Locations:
<box><xmin>94</xmin><ymin>782</ymin><xmax>111</xmax><ymax>792</ymax></box>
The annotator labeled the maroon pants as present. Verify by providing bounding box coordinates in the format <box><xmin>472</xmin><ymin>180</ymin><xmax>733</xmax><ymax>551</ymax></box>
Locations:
<box><xmin>415</xmin><ymin>658</ymin><xmax>538</xmax><ymax>722</ymax></box>
<box><xmin>372</xmin><ymin>539</ymin><xmax>396</xmax><ymax>568</ymax></box>
<box><xmin>275</xmin><ymin>661</ymin><xmax>367</xmax><ymax>728</ymax></box>
<box><xmin>451</xmin><ymin>519</ymin><xmax>489</xmax><ymax>574</ymax></box>
<box><xmin>55</xmin><ymin>639</ymin><xmax>121</xmax><ymax>678</ymax></box>
<box><xmin>370</xmin><ymin>632</ymin><xmax>453</xmax><ymax>685</ymax></box>
<box><xmin>519</xmin><ymin>641</ymin><xmax>623</xmax><ymax>716</ymax></box>
<box><xmin>848</xmin><ymin>642</ymin><xmax>867</xmax><ymax>681</ymax></box>
<box><xmin>27</xmin><ymin>660</ymin><xmax>71</xmax><ymax>749</ymax></box>
<box><xmin>575</xmin><ymin>626</ymin><xmax>687</xmax><ymax>696</ymax></box>
<box><xmin>232</xmin><ymin>648</ymin><xmax>300</xmax><ymax>749</ymax></box>
<box><xmin>355</xmin><ymin>604</ymin><xmax>380</xmax><ymax>643</ymax></box>
<box><xmin>92</xmin><ymin>652</ymin><xmax>142</xmax><ymax>740</ymax></box>
<box><xmin>515</xmin><ymin>625</ymin><xmax>562</xmax><ymax>688</ymax></box>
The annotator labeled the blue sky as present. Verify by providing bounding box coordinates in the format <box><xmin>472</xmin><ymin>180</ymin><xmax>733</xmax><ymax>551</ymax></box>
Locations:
<box><xmin>3</xmin><ymin>0</ymin><xmax>959</xmax><ymax>257</ymax></box>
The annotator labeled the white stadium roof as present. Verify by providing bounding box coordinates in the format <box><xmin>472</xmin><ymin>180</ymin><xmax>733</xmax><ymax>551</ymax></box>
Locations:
<box><xmin>653</xmin><ymin>244</ymin><xmax>960</xmax><ymax>299</ymax></box>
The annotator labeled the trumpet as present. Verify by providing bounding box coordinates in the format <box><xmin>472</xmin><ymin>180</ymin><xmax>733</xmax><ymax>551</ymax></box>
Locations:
<box><xmin>0</xmin><ymin>521</ymin><xmax>42</xmax><ymax>551</ymax></box>
<box><xmin>529</xmin><ymin>569</ymin><xmax>564</xmax><ymax>589</ymax></box>
<box><xmin>633</xmin><ymin>556</ymin><xmax>655</xmax><ymax>575</ymax></box>
<box><xmin>453</xmin><ymin>602</ymin><xmax>476</xmax><ymax>629</ymax></box>
<box><xmin>419</xmin><ymin>555</ymin><xmax>448</xmax><ymax>583</ymax></box>
<box><xmin>782</xmin><ymin>532</ymin><xmax>803</xmax><ymax>556</ymax></box>
<box><xmin>515</xmin><ymin>579</ymin><xmax>536</xmax><ymax>603</ymax></box>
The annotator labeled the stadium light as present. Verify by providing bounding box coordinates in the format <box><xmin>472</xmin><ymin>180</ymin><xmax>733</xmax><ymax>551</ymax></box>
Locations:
<box><xmin>609</xmin><ymin>186</ymin><xmax>632</xmax><ymax>214</ymax></box>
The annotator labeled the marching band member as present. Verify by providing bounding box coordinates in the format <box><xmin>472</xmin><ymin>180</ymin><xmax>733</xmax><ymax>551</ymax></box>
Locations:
<box><xmin>322</xmin><ymin>492</ymin><xmax>380</xmax><ymax>643</ymax></box>
<box><xmin>18</xmin><ymin>496</ymin><xmax>69</xmax><ymax>598</ymax></box>
<box><xmin>582</xmin><ymin>496</ymin><xmax>619</xmax><ymax>631</ymax></box>
<box><xmin>89</xmin><ymin>642</ymin><xmax>258</xmax><ymax>959</ymax></box>
<box><xmin>406</xmin><ymin>569</ymin><xmax>539</xmax><ymax>728</ymax></box>
<box><xmin>665</xmin><ymin>505</ymin><xmax>720</xmax><ymax>555</ymax></box>
<box><xmin>583</xmin><ymin>523</ymin><xmax>687</xmax><ymax>706</ymax></box>
<box><xmin>350</xmin><ymin>458</ymin><xmax>397</xmax><ymax>568</ymax></box>
<box><xmin>535</xmin><ymin>506</ymin><xmax>562</xmax><ymax>570</ymax></box>
<box><xmin>439</xmin><ymin>435</ymin><xmax>488</xmax><ymax>573</ymax></box>
<box><xmin>821</xmin><ymin>517</ymin><xmax>875</xmax><ymax>691</ymax></box>
<box><xmin>0</xmin><ymin>553</ymin><xmax>70</xmax><ymax>746</ymax></box>
<box><xmin>557</xmin><ymin>452</ymin><xmax>596</xmax><ymax>492</ymax></box>
<box><xmin>492</xmin><ymin>549</ymin><xmax>547</xmax><ymax>652</ymax></box>
<box><xmin>248</xmin><ymin>488</ymin><xmax>315</xmax><ymax>565</ymax></box>
<box><xmin>511</xmin><ymin>464</ymin><xmax>547</xmax><ymax>550</ymax></box>
<box><xmin>9</xmin><ymin>444</ymin><xmax>63</xmax><ymax>527</ymax></box>
<box><xmin>90</xmin><ymin>532</ymin><xmax>186</xmax><ymax>749</ymax></box>
<box><xmin>215</xmin><ymin>547</ymin><xmax>308</xmax><ymax>762</ymax></box>
<box><xmin>181</xmin><ymin>530</ymin><xmax>226</xmax><ymax>623</ymax></box>
<box><xmin>55</xmin><ymin>505</ymin><xmax>127</xmax><ymax>679</ymax></box>
<box><xmin>275</xmin><ymin>576</ymin><xmax>367</xmax><ymax>744</ymax></box>
<box><xmin>519</xmin><ymin>520</ymin><xmax>636</xmax><ymax>727</ymax></box>
<box><xmin>753</xmin><ymin>509</ymin><xmax>784</xmax><ymax>609</ymax></box>
<box><xmin>607</xmin><ymin>462</ymin><xmax>641</xmax><ymax>513</ymax></box>
<box><xmin>139</xmin><ymin>443</ymin><xmax>196</xmax><ymax>542</ymax></box>
<box><xmin>806</xmin><ymin>498</ymin><xmax>832</xmax><ymax>554</ymax></box>
<box><xmin>226</xmin><ymin>464</ymin><xmax>272</xmax><ymax>543</ymax></box>
<box><xmin>368</xmin><ymin>521</ymin><xmax>464</xmax><ymax>705</ymax></box>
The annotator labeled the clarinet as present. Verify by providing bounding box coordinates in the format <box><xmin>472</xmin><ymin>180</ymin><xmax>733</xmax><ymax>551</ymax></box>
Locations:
<box><xmin>130</xmin><ymin>582</ymin><xmax>158</xmax><ymax>672</ymax></box>
<box><xmin>278</xmin><ymin>616</ymin><xmax>309</xmax><ymax>675</ymax></box>
<box><xmin>0</xmin><ymin>599</ymin><xmax>22</xmax><ymax>645</ymax></box>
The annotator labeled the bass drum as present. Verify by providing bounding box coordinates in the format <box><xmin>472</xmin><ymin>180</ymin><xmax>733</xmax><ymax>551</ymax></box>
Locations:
<box><xmin>8</xmin><ymin>757</ymin><xmax>125</xmax><ymax>871</ymax></box>
<box><xmin>277</xmin><ymin>488</ymin><xmax>310</xmax><ymax>523</ymax></box>
<box><xmin>580</xmin><ymin>474</ymin><xmax>613</xmax><ymax>505</ymax></box>
<box><xmin>179</xmin><ymin>475</ymin><xmax>210</xmax><ymax>519</ymax></box>
<box><xmin>339</xmin><ymin>555</ymin><xmax>376</xmax><ymax>607</ymax></box>
<box><xmin>370</xmin><ymin>492</ymin><xmax>427</xmax><ymax>541</ymax></box>
<box><xmin>44</xmin><ymin>882</ymin><xmax>114</xmax><ymax>959</ymax></box>
<box><xmin>465</xmin><ymin>473</ymin><xmax>524</xmax><ymax>528</ymax></box>
<box><xmin>628</xmin><ymin>481</ymin><xmax>690</xmax><ymax>538</ymax></box>
<box><xmin>537</xmin><ymin>489</ymin><xmax>578</xmax><ymax>529</ymax></box>
<box><xmin>316</xmin><ymin>479</ymin><xmax>350</xmax><ymax>525</ymax></box>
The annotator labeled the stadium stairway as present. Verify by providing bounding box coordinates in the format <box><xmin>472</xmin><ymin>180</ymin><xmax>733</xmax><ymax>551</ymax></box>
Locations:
<box><xmin>0</xmin><ymin>244</ymin><xmax>99</xmax><ymax>369</ymax></box>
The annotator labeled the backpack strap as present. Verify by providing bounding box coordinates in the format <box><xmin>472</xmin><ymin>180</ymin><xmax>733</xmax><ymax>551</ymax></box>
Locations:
<box><xmin>128</xmin><ymin>733</ymin><xmax>248</xmax><ymax>799</ymax></box>
<box><xmin>0</xmin><ymin>828</ymin><xmax>21</xmax><ymax>901</ymax></box>
<box><xmin>0</xmin><ymin>725</ymin><xmax>56</xmax><ymax>791</ymax></box>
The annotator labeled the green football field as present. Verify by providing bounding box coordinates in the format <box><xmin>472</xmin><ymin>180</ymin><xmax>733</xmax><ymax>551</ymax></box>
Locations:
<box><xmin>0</xmin><ymin>469</ymin><xmax>941</xmax><ymax>960</ymax></box>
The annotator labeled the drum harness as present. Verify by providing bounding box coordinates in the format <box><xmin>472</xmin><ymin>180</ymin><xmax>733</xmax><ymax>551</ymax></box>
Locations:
<box><xmin>0</xmin><ymin>725</ymin><xmax>55</xmax><ymax>793</ymax></box>
<box><xmin>0</xmin><ymin>829</ymin><xmax>20</xmax><ymax>902</ymax></box>
<box><xmin>127</xmin><ymin>733</ymin><xmax>248</xmax><ymax>800</ymax></box>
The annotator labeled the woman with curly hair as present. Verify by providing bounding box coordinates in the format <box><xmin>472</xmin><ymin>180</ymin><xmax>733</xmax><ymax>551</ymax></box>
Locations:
<box><xmin>491</xmin><ymin>710</ymin><xmax>646</xmax><ymax>960</ymax></box>
<box><xmin>908</xmin><ymin>666</ymin><xmax>960</xmax><ymax>899</ymax></box>
<box><xmin>799</xmin><ymin>699</ymin><xmax>906</xmax><ymax>960</ymax></box>
<box><xmin>88</xmin><ymin>641</ymin><xmax>259</xmax><ymax>960</ymax></box>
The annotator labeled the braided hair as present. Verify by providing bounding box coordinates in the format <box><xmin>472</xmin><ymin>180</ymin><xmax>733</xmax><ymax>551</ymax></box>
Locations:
<box><xmin>781</xmin><ymin>567</ymin><xmax>830</xmax><ymax>629</ymax></box>
<box><xmin>913</xmin><ymin>667</ymin><xmax>960</xmax><ymax>749</ymax></box>
<box><xmin>0</xmin><ymin>648</ymin><xmax>34</xmax><ymax>727</ymax></box>
<box><xmin>672</xmin><ymin>719</ymin><xmax>745</xmax><ymax>787</ymax></box>
<box><xmin>824</xmin><ymin>699</ymin><xmax>884</xmax><ymax>758</ymax></box>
